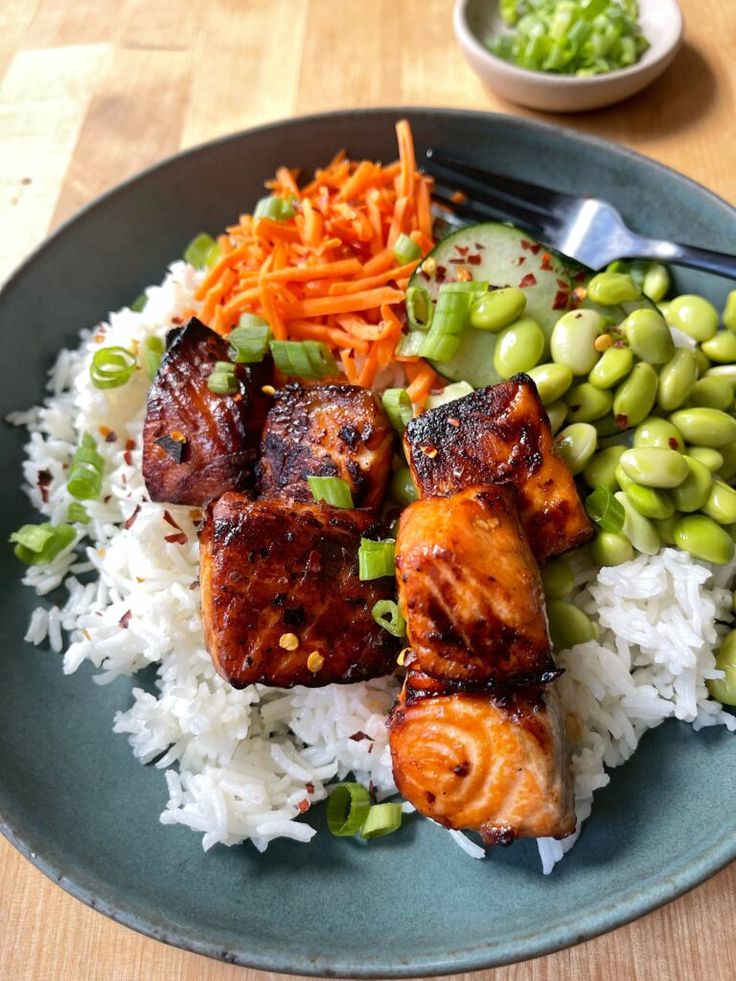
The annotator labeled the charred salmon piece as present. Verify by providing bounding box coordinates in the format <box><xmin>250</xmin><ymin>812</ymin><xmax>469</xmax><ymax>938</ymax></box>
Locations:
<box><xmin>403</xmin><ymin>375</ymin><xmax>593</xmax><ymax>562</ymax></box>
<box><xmin>199</xmin><ymin>492</ymin><xmax>399</xmax><ymax>688</ymax></box>
<box><xmin>396</xmin><ymin>485</ymin><xmax>554</xmax><ymax>687</ymax></box>
<box><xmin>258</xmin><ymin>384</ymin><xmax>394</xmax><ymax>510</ymax></box>
<box><xmin>389</xmin><ymin>668</ymin><xmax>576</xmax><ymax>845</ymax></box>
<box><xmin>142</xmin><ymin>317</ymin><xmax>273</xmax><ymax>506</ymax></box>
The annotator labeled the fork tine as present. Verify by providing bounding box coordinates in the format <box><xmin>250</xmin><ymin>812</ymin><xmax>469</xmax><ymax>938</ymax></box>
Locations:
<box><xmin>426</xmin><ymin>148</ymin><xmax>572</xmax><ymax>214</ymax></box>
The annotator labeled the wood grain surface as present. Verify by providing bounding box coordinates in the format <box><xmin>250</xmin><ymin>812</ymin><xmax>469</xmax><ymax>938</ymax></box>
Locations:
<box><xmin>1</xmin><ymin>1</ymin><xmax>735</xmax><ymax>978</ymax></box>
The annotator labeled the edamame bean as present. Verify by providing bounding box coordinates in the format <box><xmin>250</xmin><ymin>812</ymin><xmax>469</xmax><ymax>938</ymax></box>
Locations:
<box><xmin>546</xmin><ymin>600</ymin><xmax>598</xmax><ymax>649</ymax></box>
<box><xmin>583</xmin><ymin>445</ymin><xmax>626</xmax><ymax>490</ymax></box>
<box><xmin>667</xmin><ymin>294</ymin><xmax>719</xmax><ymax>342</ymax></box>
<box><xmin>723</xmin><ymin>291</ymin><xmax>736</xmax><ymax>334</ymax></box>
<box><xmin>588</xmin><ymin>346</ymin><xmax>633</xmax><ymax>389</ymax></box>
<box><xmin>706</xmin><ymin>630</ymin><xmax>736</xmax><ymax>706</ymax></box>
<box><xmin>689</xmin><ymin>376</ymin><xmax>733</xmax><ymax>410</ymax></box>
<box><xmin>642</xmin><ymin>262</ymin><xmax>670</xmax><ymax>303</ymax></box>
<box><xmin>493</xmin><ymin>318</ymin><xmax>545</xmax><ymax>377</ymax></box>
<box><xmin>619</xmin><ymin>447</ymin><xmax>689</xmax><ymax>488</ymax></box>
<box><xmin>546</xmin><ymin>400</ymin><xmax>567</xmax><ymax>434</ymax></box>
<box><xmin>671</xmin><ymin>456</ymin><xmax>714</xmax><ymax>513</ymax></box>
<box><xmin>705</xmin><ymin>364</ymin><xmax>736</xmax><ymax>385</ymax></box>
<box><xmin>674</xmin><ymin>514</ymin><xmax>734</xmax><ymax>565</ymax></box>
<box><xmin>694</xmin><ymin>347</ymin><xmax>712</xmax><ymax>378</ymax></box>
<box><xmin>541</xmin><ymin>557</ymin><xmax>575</xmax><ymax>599</ymax></box>
<box><xmin>389</xmin><ymin>467</ymin><xmax>418</xmax><ymax>506</ymax></box>
<box><xmin>657</xmin><ymin>349</ymin><xmax>698</xmax><ymax>411</ymax></box>
<box><xmin>701</xmin><ymin>331</ymin><xmax>736</xmax><ymax>364</ymax></box>
<box><xmin>634</xmin><ymin>417</ymin><xmax>685</xmax><ymax>452</ymax></box>
<box><xmin>702</xmin><ymin>480</ymin><xmax>736</xmax><ymax>525</ymax></box>
<box><xmin>613</xmin><ymin>362</ymin><xmax>658</xmax><ymax>429</ymax></box>
<box><xmin>614</xmin><ymin>491</ymin><xmax>660</xmax><ymax>555</ymax></box>
<box><xmin>564</xmin><ymin>382</ymin><xmax>613</xmax><ymax>423</ymax></box>
<box><xmin>717</xmin><ymin>443</ymin><xmax>736</xmax><ymax>483</ymax></box>
<box><xmin>550</xmin><ymin>309</ymin><xmax>602</xmax><ymax>375</ymax></box>
<box><xmin>614</xmin><ymin>463</ymin><xmax>634</xmax><ymax>491</ymax></box>
<box><xmin>591</xmin><ymin>531</ymin><xmax>635</xmax><ymax>567</ymax></box>
<box><xmin>586</xmin><ymin>272</ymin><xmax>641</xmax><ymax>305</ymax></box>
<box><xmin>527</xmin><ymin>362</ymin><xmax>573</xmax><ymax>404</ymax></box>
<box><xmin>658</xmin><ymin>301</ymin><xmax>672</xmax><ymax>322</ymax></box>
<box><xmin>555</xmin><ymin>423</ymin><xmax>598</xmax><ymax>475</ymax></box>
<box><xmin>669</xmin><ymin>407</ymin><xmax>736</xmax><ymax>448</ymax></box>
<box><xmin>622</xmin><ymin>308</ymin><xmax>674</xmax><ymax>365</ymax></box>
<box><xmin>654</xmin><ymin>514</ymin><xmax>680</xmax><ymax>546</ymax></box>
<box><xmin>686</xmin><ymin>446</ymin><xmax>724</xmax><ymax>473</ymax></box>
<box><xmin>624</xmin><ymin>483</ymin><xmax>675</xmax><ymax>519</ymax></box>
<box><xmin>594</xmin><ymin>415</ymin><xmax>624</xmax><ymax>438</ymax></box>
<box><xmin>469</xmin><ymin>287</ymin><xmax>526</xmax><ymax>332</ymax></box>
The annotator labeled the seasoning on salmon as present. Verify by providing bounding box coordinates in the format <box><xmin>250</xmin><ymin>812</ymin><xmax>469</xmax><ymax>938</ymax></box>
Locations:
<box><xmin>258</xmin><ymin>383</ymin><xmax>394</xmax><ymax>509</ymax></box>
<box><xmin>395</xmin><ymin>485</ymin><xmax>555</xmax><ymax>687</ymax></box>
<box><xmin>388</xmin><ymin>663</ymin><xmax>576</xmax><ymax>844</ymax></box>
<box><xmin>199</xmin><ymin>493</ymin><xmax>399</xmax><ymax>688</ymax></box>
<box><xmin>403</xmin><ymin>375</ymin><xmax>594</xmax><ymax>561</ymax></box>
<box><xmin>142</xmin><ymin>318</ymin><xmax>273</xmax><ymax>506</ymax></box>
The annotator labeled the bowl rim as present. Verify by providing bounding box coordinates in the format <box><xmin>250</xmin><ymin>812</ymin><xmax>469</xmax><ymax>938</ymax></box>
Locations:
<box><xmin>1</xmin><ymin>105</ymin><xmax>735</xmax><ymax>978</ymax></box>
<box><xmin>453</xmin><ymin>0</ymin><xmax>684</xmax><ymax>88</ymax></box>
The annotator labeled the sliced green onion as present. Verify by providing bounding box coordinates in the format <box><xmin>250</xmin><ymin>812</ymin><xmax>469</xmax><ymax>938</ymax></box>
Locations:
<box><xmin>393</xmin><ymin>233</ymin><xmax>422</xmax><ymax>265</ymax></box>
<box><xmin>425</xmin><ymin>381</ymin><xmax>474</xmax><ymax>410</ymax></box>
<box><xmin>254</xmin><ymin>195</ymin><xmax>297</xmax><ymax>222</ymax></box>
<box><xmin>371</xmin><ymin>599</ymin><xmax>406</xmax><ymax>638</ymax></box>
<box><xmin>381</xmin><ymin>388</ymin><xmax>413</xmax><ymax>433</ymax></box>
<box><xmin>585</xmin><ymin>486</ymin><xmax>625</xmax><ymax>534</ymax></box>
<box><xmin>326</xmin><ymin>782</ymin><xmax>371</xmax><ymax>836</ymax></box>
<box><xmin>419</xmin><ymin>286</ymin><xmax>474</xmax><ymax>362</ymax></box>
<box><xmin>207</xmin><ymin>367</ymin><xmax>238</xmax><ymax>395</ymax></box>
<box><xmin>405</xmin><ymin>286</ymin><xmax>433</xmax><ymax>331</ymax></box>
<box><xmin>228</xmin><ymin>323</ymin><xmax>272</xmax><ymax>364</ymax></box>
<box><xmin>270</xmin><ymin>339</ymin><xmax>336</xmax><ymax>378</ymax></box>
<box><xmin>204</xmin><ymin>241</ymin><xmax>221</xmax><ymax>268</ymax></box>
<box><xmin>90</xmin><ymin>346</ymin><xmax>137</xmax><ymax>390</ymax></box>
<box><xmin>130</xmin><ymin>293</ymin><xmax>147</xmax><ymax>313</ymax></box>
<box><xmin>420</xmin><ymin>333</ymin><xmax>462</xmax><ymax>362</ymax></box>
<box><xmin>184</xmin><ymin>232</ymin><xmax>217</xmax><ymax>269</ymax></box>
<box><xmin>10</xmin><ymin>522</ymin><xmax>76</xmax><ymax>566</ymax></box>
<box><xmin>360</xmin><ymin>802</ymin><xmax>403</xmax><ymax>839</ymax></box>
<box><xmin>67</xmin><ymin>502</ymin><xmax>90</xmax><ymax>524</ymax></box>
<box><xmin>396</xmin><ymin>331</ymin><xmax>425</xmax><ymax>358</ymax></box>
<box><xmin>307</xmin><ymin>475</ymin><xmax>354</xmax><ymax>509</ymax></box>
<box><xmin>68</xmin><ymin>432</ymin><xmax>105</xmax><ymax>501</ymax></box>
<box><xmin>143</xmin><ymin>336</ymin><xmax>165</xmax><ymax>380</ymax></box>
<box><xmin>358</xmin><ymin>538</ymin><xmax>396</xmax><ymax>580</ymax></box>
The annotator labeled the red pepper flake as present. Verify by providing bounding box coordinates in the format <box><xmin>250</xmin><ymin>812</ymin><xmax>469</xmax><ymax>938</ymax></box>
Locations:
<box><xmin>516</xmin><ymin>255</ymin><xmax>526</xmax><ymax>266</ymax></box>
<box><xmin>467</xmin><ymin>254</ymin><xmax>482</xmax><ymax>265</ymax></box>
<box><xmin>297</xmin><ymin>799</ymin><xmax>310</xmax><ymax>814</ymax></box>
<box><xmin>420</xmin><ymin>270</ymin><xmax>430</xmax><ymax>282</ymax></box>
<box><xmin>349</xmin><ymin>731</ymin><xmax>374</xmax><ymax>742</ymax></box>
<box><xmin>552</xmin><ymin>290</ymin><xmax>570</xmax><ymax>310</ymax></box>
<box><xmin>435</xmin><ymin>265</ymin><xmax>446</xmax><ymax>283</ymax></box>
<box><xmin>171</xmin><ymin>315</ymin><xmax>184</xmax><ymax>326</ymax></box>
<box><xmin>123</xmin><ymin>505</ymin><xmax>141</xmax><ymax>530</ymax></box>
<box><xmin>540</xmin><ymin>252</ymin><xmax>553</xmax><ymax>271</ymax></box>
<box><xmin>105</xmin><ymin>430</ymin><xmax>117</xmax><ymax>443</ymax></box>
<box><xmin>306</xmin><ymin>782</ymin><xmax>315</xmax><ymax>794</ymax></box>
<box><xmin>519</xmin><ymin>273</ymin><xmax>537</xmax><ymax>288</ymax></box>
<box><xmin>37</xmin><ymin>469</ymin><xmax>52</xmax><ymax>503</ymax></box>
<box><xmin>574</xmin><ymin>269</ymin><xmax>588</xmax><ymax>283</ymax></box>
<box><xmin>163</xmin><ymin>510</ymin><xmax>182</xmax><ymax>531</ymax></box>
<box><xmin>556</xmin><ymin>278</ymin><xmax>568</xmax><ymax>289</ymax></box>
<box><xmin>615</xmin><ymin>413</ymin><xmax>629</xmax><ymax>429</ymax></box>
<box><xmin>125</xmin><ymin>438</ymin><xmax>136</xmax><ymax>451</ymax></box>
<box><xmin>165</xmin><ymin>532</ymin><xmax>188</xmax><ymax>546</ymax></box>
<box><xmin>448</xmin><ymin>257</ymin><xmax>466</xmax><ymax>264</ymax></box>
<box><xmin>189</xmin><ymin>578</ymin><xmax>200</xmax><ymax>591</ymax></box>
<box><xmin>448</xmin><ymin>417</ymin><xmax>460</xmax><ymax>427</ymax></box>
<box><xmin>119</xmin><ymin>610</ymin><xmax>132</xmax><ymax>629</ymax></box>
<box><xmin>123</xmin><ymin>449</ymin><xmax>134</xmax><ymax>466</ymax></box>
<box><xmin>520</xmin><ymin>239</ymin><xmax>532</xmax><ymax>251</ymax></box>
<box><xmin>668</xmin><ymin>438</ymin><xmax>679</xmax><ymax>449</ymax></box>
<box><xmin>529</xmin><ymin>242</ymin><xmax>542</xmax><ymax>255</ymax></box>
<box><xmin>454</xmin><ymin>245</ymin><xmax>469</xmax><ymax>255</ymax></box>
<box><xmin>474</xmin><ymin>242</ymin><xmax>485</xmax><ymax>250</ymax></box>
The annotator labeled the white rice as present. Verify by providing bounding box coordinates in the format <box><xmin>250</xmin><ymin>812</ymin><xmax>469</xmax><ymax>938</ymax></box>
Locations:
<box><xmin>12</xmin><ymin>263</ymin><xmax>735</xmax><ymax>869</ymax></box>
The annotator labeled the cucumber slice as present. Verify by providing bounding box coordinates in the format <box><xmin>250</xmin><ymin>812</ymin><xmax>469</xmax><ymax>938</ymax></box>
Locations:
<box><xmin>409</xmin><ymin>223</ymin><xmax>572</xmax><ymax>388</ymax></box>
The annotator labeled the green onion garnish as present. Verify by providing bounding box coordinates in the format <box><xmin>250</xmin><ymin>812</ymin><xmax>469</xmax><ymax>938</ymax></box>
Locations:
<box><xmin>360</xmin><ymin>802</ymin><xmax>403</xmax><ymax>839</ymax></box>
<box><xmin>90</xmin><ymin>346</ymin><xmax>137</xmax><ymax>389</ymax></box>
<box><xmin>67</xmin><ymin>433</ymin><xmax>105</xmax><ymax>501</ymax></box>
<box><xmin>371</xmin><ymin>599</ymin><xmax>406</xmax><ymax>638</ymax></box>
<box><xmin>405</xmin><ymin>286</ymin><xmax>433</xmax><ymax>331</ymax></box>
<box><xmin>254</xmin><ymin>195</ymin><xmax>297</xmax><ymax>222</ymax></box>
<box><xmin>585</xmin><ymin>486</ymin><xmax>625</xmax><ymax>534</ymax></box>
<box><xmin>307</xmin><ymin>475</ymin><xmax>354</xmax><ymax>509</ymax></box>
<box><xmin>9</xmin><ymin>522</ymin><xmax>76</xmax><ymax>566</ymax></box>
<box><xmin>184</xmin><ymin>232</ymin><xmax>218</xmax><ymax>269</ymax></box>
<box><xmin>207</xmin><ymin>362</ymin><xmax>238</xmax><ymax>395</ymax></box>
<box><xmin>229</xmin><ymin>319</ymin><xmax>272</xmax><ymax>364</ymax></box>
<box><xmin>130</xmin><ymin>293</ymin><xmax>147</xmax><ymax>313</ymax></box>
<box><xmin>143</xmin><ymin>336</ymin><xmax>165</xmax><ymax>381</ymax></box>
<box><xmin>381</xmin><ymin>388</ymin><xmax>413</xmax><ymax>433</ymax></box>
<box><xmin>395</xmin><ymin>331</ymin><xmax>425</xmax><ymax>359</ymax></box>
<box><xmin>419</xmin><ymin>333</ymin><xmax>463</xmax><ymax>362</ymax></box>
<box><xmin>270</xmin><ymin>339</ymin><xmax>337</xmax><ymax>379</ymax></box>
<box><xmin>393</xmin><ymin>233</ymin><xmax>422</xmax><ymax>266</ymax></box>
<box><xmin>358</xmin><ymin>538</ymin><xmax>396</xmax><ymax>581</ymax></box>
<box><xmin>419</xmin><ymin>285</ymin><xmax>475</xmax><ymax>362</ymax></box>
<box><xmin>67</xmin><ymin>502</ymin><xmax>90</xmax><ymax>524</ymax></box>
<box><xmin>326</xmin><ymin>782</ymin><xmax>371</xmax><ymax>836</ymax></box>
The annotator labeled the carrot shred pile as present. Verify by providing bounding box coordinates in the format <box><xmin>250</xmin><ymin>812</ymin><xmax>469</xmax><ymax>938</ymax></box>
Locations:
<box><xmin>195</xmin><ymin>119</ymin><xmax>439</xmax><ymax>406</ymax></box>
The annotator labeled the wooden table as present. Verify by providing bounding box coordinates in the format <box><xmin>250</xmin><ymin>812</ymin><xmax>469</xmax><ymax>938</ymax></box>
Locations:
<box><xmin>2</xmin><ymin>1</ymin><xmax>735</xmax><ymax>978</ymax></box>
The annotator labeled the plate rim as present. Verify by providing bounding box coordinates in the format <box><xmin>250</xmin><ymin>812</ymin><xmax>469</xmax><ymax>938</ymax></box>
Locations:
<box><xmin>1</xmin><ymin>105</ymin><xmax>735</xmax><ymax>977</ymax></box>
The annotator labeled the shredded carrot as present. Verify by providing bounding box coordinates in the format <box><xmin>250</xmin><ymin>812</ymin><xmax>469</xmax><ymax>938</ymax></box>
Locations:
<box><xmin>200</xmin><ymin>119</ymin><xmax>436</xmax><ymax>393</ymax></box>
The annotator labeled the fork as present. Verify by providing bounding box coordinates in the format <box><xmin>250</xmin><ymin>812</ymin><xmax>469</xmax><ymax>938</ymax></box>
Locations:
<box><xmin>425</xmin><ymin>149</ymin><xmax>736</xmax><ymax>280</ymax></box>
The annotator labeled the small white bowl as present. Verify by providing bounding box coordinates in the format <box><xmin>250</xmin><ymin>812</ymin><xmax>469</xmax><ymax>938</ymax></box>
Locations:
<box><xmin>454</xmin><ymin>0</ymin><xmax>683</xmax><ymax>113</ymax></box>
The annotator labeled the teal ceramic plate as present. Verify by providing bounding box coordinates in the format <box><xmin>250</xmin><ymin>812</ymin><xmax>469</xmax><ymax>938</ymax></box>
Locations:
<box><xmin>1</xmin><ymin>109</ymin><xmax>735</xmax><ymax>977</ymax></box>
